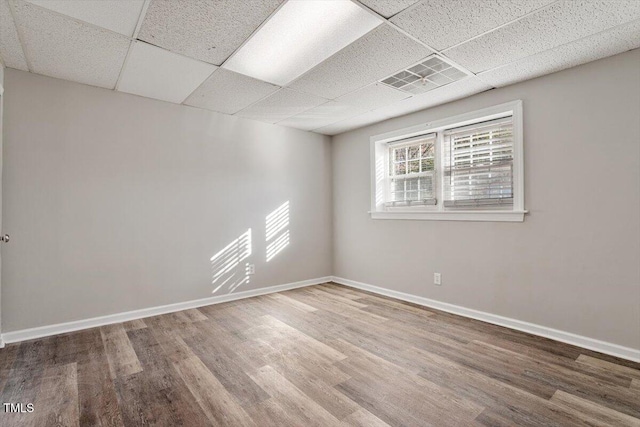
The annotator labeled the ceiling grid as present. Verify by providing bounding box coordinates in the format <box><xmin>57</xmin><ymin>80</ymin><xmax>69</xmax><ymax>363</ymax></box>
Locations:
<box><xmin>0</xmin><ymin>0</ymin><xmax>637</xmax><ymax>135</ymax></box>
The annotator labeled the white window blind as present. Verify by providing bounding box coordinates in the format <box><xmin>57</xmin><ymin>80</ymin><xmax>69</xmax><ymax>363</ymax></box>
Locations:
<box><xmin>387</xmin><ymin>134</ymin><xmax>436</xmax><ymax>207</ymax></box>
<box><xmin>444</xmin><ymin>117</ymin><xmax>514</xmax><ymax>208</ymax></box>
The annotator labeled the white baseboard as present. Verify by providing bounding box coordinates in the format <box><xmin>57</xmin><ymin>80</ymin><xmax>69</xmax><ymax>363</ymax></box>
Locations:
<box><xmin>1</xmin><ymin>276</ymin><xmax>332</xmax><ymax>345</ymax></box>
<box><xmin>332</xmin><ymin>276</ymin><xmax>640</xmax><ymax>363</ymax></box>
<box><xmin>3</xmin><ymin>274</ymin><xmax>638</xmax><ymax>363</ymax></box>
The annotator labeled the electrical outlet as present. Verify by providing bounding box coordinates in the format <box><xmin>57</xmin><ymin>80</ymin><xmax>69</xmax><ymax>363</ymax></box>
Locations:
<box><xmin>247</xmin><ymin>264</ymin><xmax>255</xmax><ymax>275</ymax></box>
<box><xmin>434</xmin><ymin>273</ymin><xmax>441</xmax><ymax>286</ymax></box>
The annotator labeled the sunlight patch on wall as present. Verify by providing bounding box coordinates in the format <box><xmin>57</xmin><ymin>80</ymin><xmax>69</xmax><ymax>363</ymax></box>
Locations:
<box><xmin>266</xmin><ymin>230</ymin><xmax>290</xmax><ymax>262</ymax></box>
<box><xmin>210</xmin><ymin>228</ymin><xmax>252</xmax><ymax>294</ymax></box>
<box><xmin>266</xmin><ymin>201</ymin><xmax>289</xmax><ymax>241</ymax></box>
<box><xmin>265</xmin><ymin>201</ymin><xmax>290</xmax><ymax>262</ymax></box>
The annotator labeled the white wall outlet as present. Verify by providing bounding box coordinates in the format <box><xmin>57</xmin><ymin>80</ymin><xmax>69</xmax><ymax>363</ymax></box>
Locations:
<box><xmin>434</xmin><ymin>273</ymin><xmax>441</xmax><ymax>286</ymax></box>
<box><xmin>247</xmin><ymin>264</ymin><xmax>255</xmax><ymax>275</ymax></box>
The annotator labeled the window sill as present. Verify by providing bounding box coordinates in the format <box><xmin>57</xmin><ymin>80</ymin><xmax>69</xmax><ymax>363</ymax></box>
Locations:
<box><xmin>369</xmin><ymin>210</ymin><xmax>527</xmax><ymax>222</ymax></box>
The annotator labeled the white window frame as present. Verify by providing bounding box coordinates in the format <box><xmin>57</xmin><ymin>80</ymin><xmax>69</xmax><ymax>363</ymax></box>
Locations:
<box><xmin>370</xmin><ymin>100</ymin><xmax>526</xmax><ymax>222</ymax></box>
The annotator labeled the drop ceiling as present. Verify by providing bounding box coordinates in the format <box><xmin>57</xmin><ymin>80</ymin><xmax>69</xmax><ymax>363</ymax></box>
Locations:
<box><xmin>1</xmin><ymin>0</ymin><xmax>638</xmax><ymax>136</ymax></box>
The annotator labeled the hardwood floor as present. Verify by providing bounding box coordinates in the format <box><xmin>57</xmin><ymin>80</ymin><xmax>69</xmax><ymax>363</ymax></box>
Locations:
<box><xmin>1</xmin><ymin>282</ymin><xmax>639</xmax><ymax>426</ymax></box>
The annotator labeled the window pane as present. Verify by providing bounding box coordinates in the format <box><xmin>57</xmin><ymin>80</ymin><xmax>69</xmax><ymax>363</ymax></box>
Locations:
<box><xmin>405</xmin><ymin>191</ymin><xmax>418</xmax><ymax>200</ymax></box>
<box><xmin>395</xmin><ymin>162</ymin><xmax>406</xmax><ymax>175</ymax></box>
<box><xmin>408</xmin><ymin>160</ymin><xmax>420</xmax><ymax>173</ymax></box>
<box><xmin>395</xmin><ymin>147</ymin><xmax>406</xmax><ymax>161</ymax></box>
<box><xmin>421</xmin><ymin>158</ymin><xmax>434</xmax><ymax>172</ymax></box>
<box><xmin>421</xmin><ymin>143</ymin><xmax>434</xmax><ymax>157</ymax></box>
<box><xmin>406</xmin><ymin>177</ymin><xmax>419</xmax><ymax>191</ymax></box>
<box><xmin>408</xmin><ymin>146</ymin><xmax>419</xmax><ymax>160</ymax></box>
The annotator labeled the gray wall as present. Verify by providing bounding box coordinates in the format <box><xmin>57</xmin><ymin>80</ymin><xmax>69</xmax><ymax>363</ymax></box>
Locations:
<box><xmin>332</xmin><ymin>49</ymin><xmax>640</xmax><ymax>349</ymax></box>
<box><xmin>2</xmin><ymin>69</ymin><xmax>332</xmax><ymax>332</ymax></box>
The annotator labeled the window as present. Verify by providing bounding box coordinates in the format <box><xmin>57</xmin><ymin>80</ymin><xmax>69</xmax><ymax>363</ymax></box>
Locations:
<box><xmin>443</xmin><ymin>117</ymin><xmax>514</xmax><ymax>208</ymax></box>
<box><xmin>370</xmin><ymin>101</ymin><xmax>525</xmax><ymax>222</ymax></box>
<box><xmin>387</xmin><ymin>134</ymin><xmax>436</xmax><ymax>206</ymax></box>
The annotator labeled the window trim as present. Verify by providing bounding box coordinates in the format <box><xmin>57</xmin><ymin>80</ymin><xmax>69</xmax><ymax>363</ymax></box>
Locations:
<box><xmin>370</xmin><ymin>100</ymin><xmax>526</xmax><ymax>222</ymax></box>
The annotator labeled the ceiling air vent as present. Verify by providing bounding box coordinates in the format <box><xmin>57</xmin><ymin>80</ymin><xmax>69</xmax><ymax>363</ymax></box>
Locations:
<box><xmin>380</xmin><ymin>55</ymin><xmax>468</xmax><ymax>95</ymax></box>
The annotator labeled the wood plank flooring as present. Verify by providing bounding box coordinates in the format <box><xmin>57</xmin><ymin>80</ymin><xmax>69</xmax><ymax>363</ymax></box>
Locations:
<box><xmin>1</xmin><ymin>282</ymin><xmax>638</xmax><ymax>426</ymax></box>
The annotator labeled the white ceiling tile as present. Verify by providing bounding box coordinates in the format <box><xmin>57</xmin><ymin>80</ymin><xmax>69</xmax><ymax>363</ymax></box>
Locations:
<box><xmin>25</xmin><ymin>0</ymin><xmax>145</xmax><ymax>36</ymax></box>
<box><xmin>185</xmin><ymin>68</ymin><xmax>280</xmax><ymax>114</ymax></box>
<box><xmin>335</xmin><ymin>83</ymin><xmax>410</xmax><ymax>110</ymax></box>
<box><xmin>117</xmin><ymin>41</ymin><xmax>216</xmax><ymax>104</ymax></box>
<box><xmin>316</xmin><ymin>76</ymin><xmax>492</xmax><ymax>135</ymax></box>
<box><xmin>478</xmin><ymin>19</ymin><xmax>640</xmax><ymax>88</ymax></box>
<box><xmin>289</xmin><ymin>24</ymin><xmax>433</xmax><ymax>99</ymax></box>
<box><xmin>391</xmin><ymin>0</ymin><xmax>554</xmax><ymax>51</ymax></box>
<box><xmin>0</xmin><ymin>0</ymin><xmax>28</xmax><ymax>70</ymax></box>
<box><xmin>138</xmin><ymin>0</ymin><xmax>282</xmax><ymax>65</ymax></box>
<box><xmin>314</xmin><ymin>108</ymin><xmax>393</xmax><ymax>135</ymax></box>
<box><xmin>445</xmin><ymin>0</ymin><xmax>640</xmax><ymax>73</ymax></box>
<box><xmin>277</xmin><ymin>101</ymin><xmax>366</xmax><ymax>131</ymax></box>
<box><xmin>379</xmin><ymin>76</ymin><xmax>492</xmax><ymax>117</ymax></box>
<box><xmin>11</xmin><ymin>0</ymin><xmax>130</xmax><ymax>89</ymax></box>
<box><xmin>235</xmin><ymin>89</ymin><xmax>328</xmax><ymax>124</ymax></box>
<box><xmin>358</xmin><ymin>0</ymin><xmax>420</xmax><ymax>18</ymax></box>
